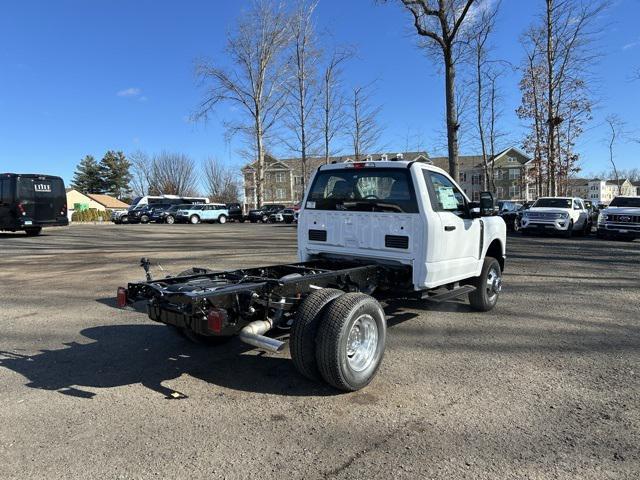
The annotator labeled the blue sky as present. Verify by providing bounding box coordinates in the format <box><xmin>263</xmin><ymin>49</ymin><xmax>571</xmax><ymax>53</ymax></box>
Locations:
<box><xmin>0</xmin><ymin>0</ymin><xmax>638</xmax><ymax>186</ymax></box>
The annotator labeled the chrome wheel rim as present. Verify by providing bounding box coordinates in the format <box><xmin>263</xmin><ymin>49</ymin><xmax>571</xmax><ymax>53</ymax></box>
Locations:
<box><xmin>219</xmin><ymin>216</ymin><xmax>226</xmax><ymax>224</ymax></box>
<box><xmin>346</xmin><ymin>314</ymin><xmax>378</xmax><ymax>372</ymax></box>
<box><xmin>486</xmin><ymin>266</ymin><xmax>502</xmax><ymax>302</ymax></box>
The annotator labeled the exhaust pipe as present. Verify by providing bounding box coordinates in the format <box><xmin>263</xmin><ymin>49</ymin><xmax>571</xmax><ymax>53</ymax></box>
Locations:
<box><xmin>239</xmin><ymin>319</ymin><xmax>285</xmax><ymax>353</ymax></box>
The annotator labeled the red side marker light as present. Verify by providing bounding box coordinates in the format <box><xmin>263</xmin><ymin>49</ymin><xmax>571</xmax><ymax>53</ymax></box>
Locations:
<box><xmin>207</xmin><ymin>308</ymin><xmax>227</xmax><ymax>333</ymax></box>
<box><xmin>116</xmin><ymin>287</ymin><xmax>128</xmax><ymax>308</ymax></box>
<box><xmin>353</xmin><ymin>162</ymin><xmax>365</xmax><ymax>169</ymax></box>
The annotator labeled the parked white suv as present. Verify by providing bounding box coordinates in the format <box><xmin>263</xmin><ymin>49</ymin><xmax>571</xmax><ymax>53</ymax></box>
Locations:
<box><xmin>520</xmin><ymin>197</ymin><xmax>590</xmax><ymax>237</ymax></box>
<box><xmin>597</xmin><ymin>196</ymin><xmax>640</xmax><ymax>241</ymax></box>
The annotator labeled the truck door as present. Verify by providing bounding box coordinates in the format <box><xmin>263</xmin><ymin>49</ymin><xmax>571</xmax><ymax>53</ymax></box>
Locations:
<box><xmin>422</xmin><ymin>170</ymin><xmax>482</xmax><ymax>282</ymax></box>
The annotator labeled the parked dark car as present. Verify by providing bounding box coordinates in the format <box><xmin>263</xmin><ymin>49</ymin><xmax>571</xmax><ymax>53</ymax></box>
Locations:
<box><xmin>583</xmin><ymin>200</ymin><xmax>599</xmax><ymax>232</ymax></box>
<box><xmin>225</xmin><ymin>203</ymin><xmax>245</xmax><ymax>222</ymax></box>
<box><xmin>150</xmin><ymin>204</ymin><xmax>190</xmax><ymax>224</ymax></box>
<box><xmin>129</xmin><ymin>203</ymin><xmax>177</xmax><ymax>224</ymax></box>
<box><xmin>268</xmin><ymin>208</ymin><xmax>295</xmax><ymax>224</ymax></box>
<box><xmin>500</xmin><ymin>202</ymin><xmax>532</xmax><ymax>232</ymax></box>
<box><xmin>248</xmin><ymin>204</ymin><xmax>286</xmax><ymax>223</ymax></box>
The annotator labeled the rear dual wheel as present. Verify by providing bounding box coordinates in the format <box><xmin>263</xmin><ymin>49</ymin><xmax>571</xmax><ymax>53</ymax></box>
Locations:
<box><xmin>291</xmin><ymin>290</ymin><xmax>386</xmax><ymax>391</ymax></box>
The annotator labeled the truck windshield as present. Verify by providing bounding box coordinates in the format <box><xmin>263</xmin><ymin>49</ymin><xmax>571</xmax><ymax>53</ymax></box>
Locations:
<box><xmin>609</xmin><ymin>197</ymin><xmax>640</xmax><ymax>207</ymax></box>
<box><xmin>533</xmin><ymin>198</ymin><xmax>572</xmax><ymax>208</ymax></box>
<box><xmin>307</xmin><ymin>168</ymin><xmax>418</xmax><ymax>213</ymax></box>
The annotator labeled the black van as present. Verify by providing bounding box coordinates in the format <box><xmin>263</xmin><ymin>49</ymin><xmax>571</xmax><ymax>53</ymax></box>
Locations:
<box><xmin>0</xmin><ymin>173</ymin><xmax>69</xmax><ymax>235</ymax></box>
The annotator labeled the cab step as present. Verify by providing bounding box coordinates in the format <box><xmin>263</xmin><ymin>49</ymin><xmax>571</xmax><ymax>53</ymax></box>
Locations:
<box><xmin>420</xmin><ymin>285</ymin><xmax>476</xmax><ymax>303</ymax></box>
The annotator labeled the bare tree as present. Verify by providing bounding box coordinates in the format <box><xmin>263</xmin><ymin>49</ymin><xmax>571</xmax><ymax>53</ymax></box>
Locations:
<box><xmin>542</xmin><ymin>0</ymin><xmax>606</xmax><ymax>195</ymax></box>
<box><xmin>605</xmin><ymin>115</ymin><xmax>624</xmax><ymax>194</ymax></box>
<box><xmin>129</xmin><ymin>150</ymin><xmax>155</xmax><ymax>197</ymax></box>
<box><xmin>468</xmin><ymin>1</ymin><xmax>500</xmax><ymax>192</ymax></box>
<box><xmin>202</xmin><ymin>157</ymin><xmax>241</xmax><ymax>203</ymax></box>
<box><xmin>283</xmin><ymin>0</ymin><xmax>322</xmax><ymax>196</ymax></box>
<box><xmin>349</xmin><ymin>83</ymin><xmax>383</xmax><ymax>160</ymax></box>
<box><xmin>391</xmin><ymin>0</ymin><xmax>478</xmax><ymax>181</ymax></box>
<box><xmin>321</xmin><ymin>48</ymin><xmax>353</xmax><ymax>164</ymax></box>
<box><xmin>194</xmin><ymin>0</ymin><xmax>291</xmax><ymax>208</ymax></box>
<box><xmin>151</xmin><ymin>152</ymin><xmax>199</xmax><ymax>196</ymax></box>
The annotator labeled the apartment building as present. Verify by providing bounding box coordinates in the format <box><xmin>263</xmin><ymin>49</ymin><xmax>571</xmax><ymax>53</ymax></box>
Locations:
<box><xmin>241</xmin><ymin>146</ymin><xmax>533</xmax><ymax>209</ymax></box>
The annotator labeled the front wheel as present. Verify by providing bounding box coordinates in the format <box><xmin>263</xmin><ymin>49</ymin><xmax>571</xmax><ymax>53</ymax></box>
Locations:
<box><xmin>316</xmin><ymin>293</ymin><xmax>386</xmax><ymax>391</ymax></box>
<box><xmin>218</xmin><ymin>214</ymin><xmax>227</xmax><ymax>224</ymax></box>
<box><xmin>189</xmin><ymin>215</ymin><xmax>200</xmax><ymax>224</ymax></box>
<box><xmin>468</xmin><ymin>257</ymin><xmax>502</xmax><ymax>312</ymax></box>
<box><xmin>563</xmin><ymin>220</ymin><xmax>574</xmax><ymax>238</ymax></box>
<box><xmin>165</xmin><ymin>215</ymin><xmax>175</xmax><ymax>225</ymax></box>
<box><xmin>25</xmin><ymin>227</ymin><xmax>42</xmax><ymax>236</ymax></box>
<box><xmin>120</xmin><ymin>215</ymin><xmax>129</xmax><ymax>224</ymax></box>
<box><xmin>513</xmin><ymin>217</ymin><xmax>520</xmax><ymax>232</ymax></box>
<box><xmin>262</xmin><ymin>215</ymin><xmax>269</xmax><ymax>223</ymax></box>
<box><xmin>140</xmin><ymin>215</ymin><xmax>150</xmax><ymax>224</ymax></box>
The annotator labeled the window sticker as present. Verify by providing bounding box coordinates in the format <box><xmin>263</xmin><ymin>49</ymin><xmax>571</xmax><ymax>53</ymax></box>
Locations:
<box><xmin>437</xmin><ymin>187</ymin><xmax>458</xmax><ymax>210</ymax></box>
<box><xmin>306</xmin><ymin>201</ymin><xmax>316</xmax><ymax>209</ymax></box>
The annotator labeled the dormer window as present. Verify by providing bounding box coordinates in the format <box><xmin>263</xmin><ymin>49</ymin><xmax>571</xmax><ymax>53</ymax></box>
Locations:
<box><xmin>381</xmin><ymin>154</ymin><xmax>388</xmax><ymax>161</ymax></box>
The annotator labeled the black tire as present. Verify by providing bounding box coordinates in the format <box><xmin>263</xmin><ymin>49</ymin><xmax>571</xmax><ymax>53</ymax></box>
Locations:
<box><xmin>165</xmin><ymin>215</ymin><xmax>175</xmax><ymax>225</ymax></box>
<box><xmin>239</xmin><ymin>218</ymin><xmax>246</xmax><ymax>223</ymax></box>
<box><xmin>468</xmin><ymin>257</ymin><xmax>502</xmax><ymax>312</ymax></box>
<box><xmin>290</xmin><ymin>288</ymin><xmax>344</xmax><ymax>381</ymax></box>
<box><xmin>316</xmin><ymin>293</ymin><xmax>386</xmax><ymax>391</ymax></box>
<box><xmin>563</xmin><ymin>220</ymin><xmax>574</xmax><ymax>238</ymax></box>
<box><xmin>513</xmin><ymin>217</ymin><xmax>520</xmax><ymax>232</ymax></box>
<box><xmin>218</xmin><ymin>214</ymin><xmax>227</xmax><ymax>224</ymax></box>
<box><xmin>140</xmin><ymin>215</ymin><xmax>150</xmax><ymax>224</ymax></box>
<box><xmin>262</xmin><ymin>215</ymin><xmax>269</xmax><ymax>223</ymax></box>
<box><xmin>189</xmin><ymin>215</ymin><xmax>200</xmax><ymax>224</ymax></box>
<box><xmin>24</xmin><ymin>227</ymin><xmax>42</xmax><ymax>236</ymax></box>
<box><xmin>120</xmin><ymin>215</ymin><xmax>129</xmax><ymax>224</ymax></box>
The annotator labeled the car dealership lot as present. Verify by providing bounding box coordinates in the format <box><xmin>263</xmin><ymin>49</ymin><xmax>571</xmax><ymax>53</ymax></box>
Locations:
<box><xmin>1</xmin><ymin>224</ymin><xmax>639</xmax><ymax>479</ymax></box>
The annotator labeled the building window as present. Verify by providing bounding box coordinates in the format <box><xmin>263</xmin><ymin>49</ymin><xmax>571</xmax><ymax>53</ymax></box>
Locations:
<box><xmin>473</xmin><ymin>191</ymin><xmax>480</xmax><ymax>201</ymax></box>
<box><xmin>496</xmin><ymin>186</ymin><xmax>504</xmax><ymax>198</ymax></box>
<box><xmin>472</xmin><ymin>173</ymin><xmax>481</xmax><ymax>186</ymax></box>
<box><xmin>460</xmin><ymin>172</ymin><xmax>467</xmax><ymax>182</ymax></box>
<box><xmin>494</xmin><ymin>169</ymin><xmax>504</xmax><ymax>180</ymax></box>
<box><xmin>509</xmin><ymin>185</ymin><xmax>520</xmax><ymax>198</ymax></box>
<box><xmin>509</xmin><ymin>168</ymin><xmax>521</xmax><ymax>180</ymax></box>
<box><xmin>275</xmin><ymin>188</ymin><xmax>286</xmax><ymax>200</ymax></box>
<box><xmin>275</xmin><ymin>172</ymin><xmax>286</xmax><ymax>183</ymax></box>
<box><xmin>294</xmin><ymin>176</ymin><xmax>303</xmax><ymax>185</ymax></box>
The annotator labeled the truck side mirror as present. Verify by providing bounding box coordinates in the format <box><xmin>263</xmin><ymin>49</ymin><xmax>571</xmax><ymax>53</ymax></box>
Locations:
<box><xmin>479</xmin><ymin>192</ymin><xmax>494</xmax><ymax>216</ymax></box>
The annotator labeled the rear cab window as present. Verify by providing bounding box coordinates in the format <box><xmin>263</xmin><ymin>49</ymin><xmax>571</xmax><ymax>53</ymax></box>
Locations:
<box><xmin>307</xmin><ymin>167</ymin><xmax>418</xmax><ymax>213</ymax></box>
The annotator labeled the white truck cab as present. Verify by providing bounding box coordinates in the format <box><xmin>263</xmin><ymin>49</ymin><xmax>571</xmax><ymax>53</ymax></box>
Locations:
<box><xmin>597</xmin><ymin>196</ymin><xmax>640</xmax><ymax>241</ymax></box>
<box><xmin>298</xmin><ymin>160</ymin><xmax>507</xmax><ymax>304</ymax></box>
<box><xmin>520</xmin><ymin>196</ymin><xmax>590</xmax><ymax>237</ymax></box>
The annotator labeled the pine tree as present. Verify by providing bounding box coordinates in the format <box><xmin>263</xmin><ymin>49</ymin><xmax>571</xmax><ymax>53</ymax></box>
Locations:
<box><xmin>99</xmin><ymin>151</ymin><xmax>131</xmax><ymax>200</ymax></box>
<box><xmin>71</xmin><ymin>155</ymin><xmax>103</xmax><ymax>193</ymax></box>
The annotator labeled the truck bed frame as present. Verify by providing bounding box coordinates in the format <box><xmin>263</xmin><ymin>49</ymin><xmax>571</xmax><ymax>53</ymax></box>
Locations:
<box><xmin>124</xmin><ymin>258</ymin><xmax>412</xmax><ymax>341</ymax></box>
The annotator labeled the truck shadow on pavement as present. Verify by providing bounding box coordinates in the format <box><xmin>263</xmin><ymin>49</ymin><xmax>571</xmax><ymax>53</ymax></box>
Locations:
<box><xmin>0</xmin><ymin>324</ymin><xmax>338</xmax><ymax>399</ymax></box>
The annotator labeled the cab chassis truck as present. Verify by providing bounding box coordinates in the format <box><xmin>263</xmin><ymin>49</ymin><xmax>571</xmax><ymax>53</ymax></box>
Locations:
<box><xmin>118</xmin><ymin>160</ymin><xmax>506</xmax><ymax>391</ymax></box>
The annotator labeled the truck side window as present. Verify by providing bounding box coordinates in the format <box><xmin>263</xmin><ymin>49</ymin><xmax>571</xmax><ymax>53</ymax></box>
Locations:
<box><xmin>423</xmin><ymin>171</ymin><xmax>466</xmax><ymax>214</ymax></box>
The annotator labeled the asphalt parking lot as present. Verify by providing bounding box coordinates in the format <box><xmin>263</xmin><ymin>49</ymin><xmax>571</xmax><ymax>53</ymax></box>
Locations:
<box><xmin>1</xmin><ymin>224</ymin><xmax>639</xmax><ymax>479</ymax></box>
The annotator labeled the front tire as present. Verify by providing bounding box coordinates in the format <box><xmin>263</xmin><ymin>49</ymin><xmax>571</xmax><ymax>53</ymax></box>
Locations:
<box><xmin>165</xmin><ymin>215</ymin><xmax>175</xmax><ymax>225</ymax></box>
<box><xmin>140</xmin><ymin>215</ymin><xmax>150</xmax><ymax>224</ymax></box>
<box><xmin>190</xmin><ymin>215</ymin><xmax>200</xmax><ymax>224</ymax></box>
<box><xmin>468</xmin><ymin>257</ymin><xmax>502</xmax><ymax>312</ymax></box>
<box><xmin>262</xmin><ymin>215</ymin><xmax>269</xmax><ymax>223</ymax></box>
<box><xmin>563</xmin><ymin>220</ymin><xmax>574</xmax><ymax>238</ymax></box>
<box><xmin>290</xmin><ymin>288</ymin><xmax>344</xmax><ymax>381</ymax></box>
<box><xmin>120</xmin><ymin>215</ymin><xmax>129</xmax><ymax>224</ymax></box>
<box><xmin>316</xmin><ymin>293</ymin><xmax>386</xmax><ymax>391</ymax></box>
<box><xmin>25</xmin><ymin>227</ymin><xmax>42</xmax><ymax>236</ymax></box>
